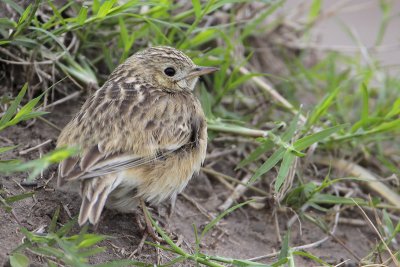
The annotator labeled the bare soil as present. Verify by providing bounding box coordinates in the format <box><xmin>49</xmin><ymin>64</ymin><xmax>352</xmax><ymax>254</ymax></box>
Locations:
<box><xmin>0</xmin><ymin>92</ymin><xmax>393</xmax><ymax>266</ymax></box>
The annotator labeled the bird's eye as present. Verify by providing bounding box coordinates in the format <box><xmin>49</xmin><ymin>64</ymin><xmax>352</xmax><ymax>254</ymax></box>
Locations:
<box><xmin>164</xmin><ymin>67</ymin><xmax>176</xmax><ymax>77</ymax></box>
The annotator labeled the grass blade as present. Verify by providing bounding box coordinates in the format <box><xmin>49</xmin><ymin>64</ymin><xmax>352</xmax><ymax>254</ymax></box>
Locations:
<box><xmin>294</xmin><ymin>125</ymin><xmax>344</xmax><ymax>151</ymax></box>
<box><xmin>0</xmin><ymin>83</ymin><xmax>28</xmax><ymax>128</ymax></box>
<box><xmin>200</xmin><ymin>199</ymin><xmax>254</xmax><ymax>240</ymax></box>
<box><xmin>275</xmin><ymin>150</ymin><xmax>296</xmax><ymax>192</ymax></box>
<box><xmin>249</xmin><ymin>147</ymin><xmax>285</xmax><ymax>184</ymax></box>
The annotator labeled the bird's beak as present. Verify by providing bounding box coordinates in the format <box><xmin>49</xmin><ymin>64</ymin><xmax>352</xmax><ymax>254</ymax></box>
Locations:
<box><xmin>185</xmin><ymin>66</ymin><xmax>219</xmax><ymax>79</ymax></box>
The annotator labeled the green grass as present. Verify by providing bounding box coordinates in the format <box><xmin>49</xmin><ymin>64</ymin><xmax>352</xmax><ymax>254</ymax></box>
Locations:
<box><xmin>1</xmin><ymin>0</ymin><xmax>399</xmax><ymax>266</ymax></box>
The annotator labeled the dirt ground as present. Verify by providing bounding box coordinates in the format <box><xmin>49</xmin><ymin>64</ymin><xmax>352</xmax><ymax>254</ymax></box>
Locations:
<box><xmin>0</xmin><ymin>90</ymin><xmax>395</xmax><ymax>267</ymax></box>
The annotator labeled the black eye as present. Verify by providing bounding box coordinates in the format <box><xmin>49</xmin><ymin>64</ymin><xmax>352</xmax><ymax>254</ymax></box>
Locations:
<box><xmin>164</xmin><ymin>67</ymin><xmax>176</xmax><ymax>77</ymax></box>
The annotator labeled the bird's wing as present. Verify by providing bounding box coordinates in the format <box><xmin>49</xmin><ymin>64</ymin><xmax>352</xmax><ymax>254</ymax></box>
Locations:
<box><xmin>57</xmin><ymin>84</ymin><xmax>205</xmax><ymax>187</ymax></box>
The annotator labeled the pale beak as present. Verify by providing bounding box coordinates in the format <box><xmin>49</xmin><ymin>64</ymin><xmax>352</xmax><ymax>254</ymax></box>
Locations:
<box><xmin>185</xmin><ymin>66</ymin><xmax>219</xmax><ymax>79</ymax></box>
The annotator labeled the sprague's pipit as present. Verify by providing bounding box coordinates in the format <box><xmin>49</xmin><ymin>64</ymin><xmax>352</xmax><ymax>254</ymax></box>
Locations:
<box><xmin>57</xmin><ymin>46</ymin><xmax>218</xmax><ymax>231</ymax></box>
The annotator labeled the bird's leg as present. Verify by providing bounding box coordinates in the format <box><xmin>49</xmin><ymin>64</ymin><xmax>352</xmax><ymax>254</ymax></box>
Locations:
<box><xmin>135</xmin><ymin>213</ymin><xmax>145</xmax><ymax>232</ymax></box>
<box><xmin>140</xmin><ymin>198</ymin><xmax>163</xmax><ymax>242</ymax></box>
<box><xmin>168</xmin><ymin>194</ymin><xmax>177</xmax><ymax>219</ymax></box>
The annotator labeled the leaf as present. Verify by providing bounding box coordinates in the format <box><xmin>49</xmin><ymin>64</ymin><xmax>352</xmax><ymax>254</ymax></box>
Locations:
<box><xmin>76</xmin><ymin>6</ymin><xmax>88</xmax><ymax>25</ymax></box>
<box><xmin>227</xmin><ymin>73</ymin><xmax>264</xmax><ymax>91</ymax></box>
<box><xmin>7</xmin><ymin>147</ymin><xmax>79</xmax><ymax>182</ymax></box>
<box><xmin>0</xmin><ymin>159</ymin><xmax>22</xmax><ymax>173</ymax></box>
<box><xmin>49</xmin><ymin>206</ymin><xmax>60</xmax><ymax>233</ymax></box>
<box><xmin>368</xmin><ymin>119</ymin><xmax>400</xmax><ymax>135</ymax></box>
<box><xmin>308</xmin><ymin>0</ymin><xmax>321</xmax><ymax>22</ymax></box>
<box><xmin>382</xmin><ymin>210</ymin><xmax>394</xmax><ymax>236</ymax></box>
<box><xmin>119</xmin><ymin>17</ymin><xmax>129</xmax><ymax>48</ymax></box>
<box><xmin>385</xmin><ymin>98</ymin><xmax>400</xmax><ymax>119</ymax></box>
<box><xmin>77</xmin><ymin>234</ymin><xmax>107</xmax><ymax>248</ymax></box>
<box><xmin>361</xmin><ymin>83</ymin><xmax>369</xmax><ymax>121</ymax></box>
<box><xmin>240</xmin><ymin>1</ymin><xmax>283</xmax><ymax>39</ymax></box>
<box><xmin>294</xmin><ymin>125</ymin><xmax>344</xmax><ymax>151</ymax></box>
<box><xmin>270</xmin><ymin>258</ymin><xmax>289</xmax><ymax>267</ymax></box>
<box><xmin>182</xmin><ymin>28</ymin><xmax>219</xmax><ymax>49</ymax></box>
<box><xmin>30</xmin><ymin>246</ymin><xmax>64</xmax><ymax>258</ymax></box>
<box><xmin>11</xmin><ymin>0</ymin><xmax>40</xmax><ymax>38</ymax></box>
<box><xmin>248</xmin><ymin>147</ymin><xmax>285</xmax><ymax>184</ymax></box>
<box><xmin>5</xmin><ymin>192</ymin><xmax>35</xmax><ymax>204</ymax></box>
<box><xmin>0</xmin><ymin>145</ymin><xmax>18</xmax><ymax>154</ymax></box>
<box><xmin>199</xmin><ymin>85</ymin><xmax>214</xmax><ymax>119</ymax></box>
<box><xmin>97</xmin><ymin>0</ymin><xmax>117</xmax><ymax>18</ymax></box>
<box><xmin>310</xmin><ymin>194</ymin><xmax>367</xmax><ymax>206</ymax></box>
<box><xmin>58</xmin><ymin>57</ymin><xmax>98</xmax><ymax>87</ymax></box>
<box><xmin>192</xmin><ymin>0</ymin><xmax>201</xmax><ymax>19</ymax></box>
<box><xmin>283</xmin><ymin>182</ymin><xmax>317</xmax><ymax>208</ymax></box>
<box><xmin>10</xmin><ymin>253</ymin><xmax>29</xmax><ymax>267</ymax></box>
<box><xmin>306</xmin><ymin>86</ymin><xmax>340</xmax><ymax>129</ymax></box>
<box><xmin>278</xmin><ymin>230</ymin><xmax>290</xmax><ymax>260</ymax></box>
<box><xmin>1</xmin><ymin>0</ymin><xmax>24</xmax><ymax>14</ymax></box>
<box><xmin>1</xmin><ymin>92</ymin><xmax>48</xmax><ymax>130</ymax></box>
<box><xmin>0</xmin><ymin>83</ymin><xmax>28</xmax><ymax>128</ymax></box>
<box><xmin>56</xmin><ymin>217</ymin><xmax>77</xmax><ymax>237</ymax></box>
<box><xmin>274</xmin><ymin>150</ymin><xmax>296</xmax><ymax>192</ymax></box>
<box><xmin>236</xmin><ymin>139</ymin><xmax>274</xmax><ymax>169</ymax></box>
<box><xmin>351</xmin><ymin>84</ymin><xmax>370</xmax><ymax>133</ymax></box>
<box><xmin>282</xmin><ymin>112</ymin><xmax>300</xmax><ymax>142</ymax></box>
<box><xmin>292</xmin><ymin>251</ymin><xmax>330</xmax><ymax>266</ymax></box>
<box><xmin>17</xmin><ymin>4</ymin><xmax>32</xmax><ymax>25</ymax></box>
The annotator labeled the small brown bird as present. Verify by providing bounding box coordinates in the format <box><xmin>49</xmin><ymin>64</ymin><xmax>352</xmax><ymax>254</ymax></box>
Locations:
<box><xmin>57</xmin><ymin>46</ymin><xmax>217</xmax><ymax>227</ymax></box>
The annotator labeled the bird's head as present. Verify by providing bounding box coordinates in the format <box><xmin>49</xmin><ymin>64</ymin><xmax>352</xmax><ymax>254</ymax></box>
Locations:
<box><xmin>121</xmin><ymin>46</ymin><xmax>218</xmax><ymax>91</ymax></box>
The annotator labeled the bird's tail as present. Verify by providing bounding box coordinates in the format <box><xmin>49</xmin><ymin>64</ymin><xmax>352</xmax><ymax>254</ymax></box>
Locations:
<box><xmin>78</xmin><ymin>175</ymin><xmax>118</xmax><ymax>225</ymax></box>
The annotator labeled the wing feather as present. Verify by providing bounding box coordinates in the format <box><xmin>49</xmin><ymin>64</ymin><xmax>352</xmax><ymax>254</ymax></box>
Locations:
<box><xmin>57</xmin><ymin>85</ymin><xmax>202</xmax><ymax>187</ymax></box>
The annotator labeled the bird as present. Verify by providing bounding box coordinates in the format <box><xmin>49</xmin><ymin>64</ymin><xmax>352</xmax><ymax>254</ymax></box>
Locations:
<box><xmin>56</xmin><ymin>46</ymin><xmax>218</xmax><ymax>230</ymax></box>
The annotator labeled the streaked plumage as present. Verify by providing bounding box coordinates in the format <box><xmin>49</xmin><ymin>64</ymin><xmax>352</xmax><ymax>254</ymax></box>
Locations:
<box><xmin>57</xmin><ymin>46</ymin><xmax>217</xmax><ymax>226</ymax></box>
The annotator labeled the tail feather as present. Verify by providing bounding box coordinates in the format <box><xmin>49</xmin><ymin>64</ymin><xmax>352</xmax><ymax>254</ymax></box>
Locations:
<box><xmin>78</xmin><ymin>176</ymin><xmax>116</xmax><ymax>225</ymax></box>
<box><xmin>89</xmin><ymin>188</ymin><xmax>110</xmax><ymax>224</ymax></box>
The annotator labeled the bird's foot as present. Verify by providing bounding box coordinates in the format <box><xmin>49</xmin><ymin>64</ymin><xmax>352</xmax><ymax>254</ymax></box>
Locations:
<box><xmin>139</xmin><ymin>198</ymin><xmax>163</xmax><ymax>243</ymax></box>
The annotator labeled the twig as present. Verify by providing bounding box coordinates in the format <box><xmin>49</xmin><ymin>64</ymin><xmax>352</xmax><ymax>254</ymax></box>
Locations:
<box><xmin>337</xmin><ymin>217</ymin><xmax>367</xmax><ymax>226</ymax></box>
<box><xmin>328</xmin><ymin>231</ymin><xmax>361</xmax><ymax>262</ymax></box>
<box><xmin>62</xmin><ymin>204</ymin><xmax>72</xmax><ymax>219</ymax></box>
<box><xmin>19</xmin><ymin>139</ymin><xmax>52</xmax><ymax>155</ymax></box>
<box><xmin>286</xmin><ymin>206</ymin><xmax>304</xmax><ymax>232</ymax></box>
<box><xmin>207</xmin><ymin>121</ymin><xmax>267</xmax><ymax>137</ymax></box>
<box><xmin>274</xmin><ymin>211</ymin><xmax>282</xmax><ymax>243</ymax></box>
<box><xmin>218</xmin><ymin>174</ymin><xmax>252</xmax><ymax>211</ymax></box>
<box><xmin>206</xmin><ymin>148</ymin><xmax>238</xmax><ymax>160</ymax></box>
<box><xmin>181</xmin><ymin>193</ymin><xmax>214</xmax><ymax>221</ymax></box>
<box><xmin>42</xmin><ymin>91</ymin><xmax>81</xmax><ymax>109</ymax></box>
<box><xmin>238</xmin><ymin>66</ymin><xmax>307</xmax><ymax>123</ymax></box>
<box><xmin>37</xmin><ymin>117</ymin><xmax>62</xmax><ymax>132</ymax></box>
<box><xmin>12</xmin><ymin>178</ymin><xmax>26</xmax><ymax>191</ymax></box>
<box><xmin>353</xmin><ymin>200</ymin><xmax>399</xmax><ymax>266</ymax></box>
<box><xmin>0</xmin><ymin>135</ymin><xmax>14</xmax><ymax>144</ymax></box>
<box><xmin>202</xmin><ymin>166</ymin><xmax>235</xmax><ymax>191</ymax></box>
<box><xmin>201</xmin><ymin>167</ymin><xmax>269</xmax><ymax>196</ymax></box>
